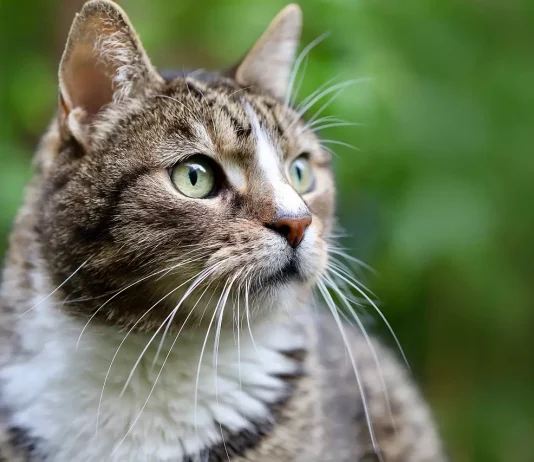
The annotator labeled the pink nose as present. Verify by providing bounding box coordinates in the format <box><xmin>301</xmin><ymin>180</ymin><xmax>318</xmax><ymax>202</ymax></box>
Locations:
<box><xmin>269</xmin><ymin>216</ymin><xmax>312</xmax><ymax>248</ymax></box>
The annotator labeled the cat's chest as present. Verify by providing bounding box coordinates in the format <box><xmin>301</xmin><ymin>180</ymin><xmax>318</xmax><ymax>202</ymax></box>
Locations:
<box><xmin>1</xmin><ymin>304</ymin><xmax>308</xmax><ymax>462</ymax></box>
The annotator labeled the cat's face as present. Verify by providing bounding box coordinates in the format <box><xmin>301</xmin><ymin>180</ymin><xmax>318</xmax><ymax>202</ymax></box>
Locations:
<box><xmin>35</xmin><ymin>1</ymin><xmax>334</xmax><ymax>329</ymax></box>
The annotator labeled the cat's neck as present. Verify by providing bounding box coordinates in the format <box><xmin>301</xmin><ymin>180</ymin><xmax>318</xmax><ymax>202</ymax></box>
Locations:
<box><xmin>2</xmin><ymin>284</ymin><xmax>310</xmax><ymax>462</ymax></box>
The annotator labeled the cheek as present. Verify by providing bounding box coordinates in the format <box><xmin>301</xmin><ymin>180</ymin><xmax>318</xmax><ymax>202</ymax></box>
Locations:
<box><xmin>207</xmin><ymin>221</ymin><xmax>279</xmax><ymax>259</ymax></box>
<box><xmin>115</xmin><ymin>174</ymin><xmax>230</xmax><ymax>260</ymax></box>
<box><xmin>202</xmin><ymin>218</ymin><xmax>300</xmax><ymax>282</ymax></box>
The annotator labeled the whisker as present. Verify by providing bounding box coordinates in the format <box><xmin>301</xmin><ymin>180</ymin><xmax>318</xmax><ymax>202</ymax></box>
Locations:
<box><xmin>309</xmin><ymin>122</ymin><xmax>361</xmax><ymax>133</ymax></box>
<box><xmin>46</xmin><ymin>292</ymin><xmax>115</xmax><ymax>306</ymax></box>
<box><xmin>227</xmin><ymin>86</ymin><xmax>253</xmax><ymax>99</ymax></box>
<box><xmin>289</xmin><ymin>77</ymin><xmax>370</xmax><ymax>133</ymax></box>
<box><xmin>77</xmin><ymin>250</ymin><xmax>209</xmax><ymax>348</ymax></box>
<box><xmin>291</xmin><ymin>55</ymin><xmax>308</xmax><ymax>109</ymax></box>
<box><xmin>327</xmin><ymin>247</ymin><xmax>376</xmax><ymax>273</ymax></box>
<box><xmin>327</xmin><ymin>260</ymin><xmax>377</xmax><ymax>298</ymax></box>
<box><xmin>154</xmin><ymin>247</ymin><xmax>214</xmax><ymax>280</ymax></box>
<box><xmin>119</xmin><ymin>261</ymin><xmax>226</xmax><ymax>397</ymax></box>
<box><xmin>320</xmin><ymin>139</ymin><xmax>359</xmax><ymax>151</ymax></box>
<box><xmin>190</xmin><ymin>83</ymin><xmax>218</xmax><ymax>140</ymax></box>
<box><xmin>323</xmin><ymin>273</ymin><xmax>398</xmax><ymax>439</ymax></box>
<box><xmin>300</xmin><ymin>88</ymin><xmax>350</xmax><ymax>133</ymax></box>
<box><xmin>193</xmin><ymin>276</ymin><xmax>232</xmax><ymax>450</ymax></box>
<box><xmin>16</xmin><ymin>257</ymin><xmax>91</xmax><ymax>320</ymax></box>
<box><xmin>151</xmin><ymin>259</ymin><xmax>224</xmax><ymax>368</ymax></box>
<box><xmin>213</xmin><ymin>273</ymin><xmax>238</xmax><ymax>462</ymax></box>
<box><xmin>110</xmin><ymin>271</ymin><xmax>217</xmax><ymax>456</ymax></box>
<box><xmin>317</xmin><ymin>279</ymin><xmax>383</xmax><ymax>461</ymax></box>
<box><xmin>320</xmin><ymin>145</ymin><xmax>338</xmax><ymax>157</ymax></box>
<box><xmin>284</xmin><ymin>32</ymin><xmax>330</xmax><ymax>108</ymax></box>
<box><xmin>96</xmin><ymin>261</ymin><xmax>214</xmax><ymax>434</ymax></box>
<box><xmin>295</xmin><ymin>75</ymin><xmax>339</xmax><ymax>115</ymax></box>
<box><xmin>306</xmin><ymin>116</ymin><xmax>347</xmax><ymax>130</ymax></box>
<box><xmin>244</xmin><ymin>278</ymin><xmax>257</xmax><ymax>351</ymax></box>
<box><xmin>153</xmin><ymin>94</ymin><xmax>192</xmax><ymax>114</ymax></box>
<box><xmin>193</xmin><ymin>278</ymin><xmax>223</xmax><ymax>328</ymax></box>
<box><xmin>326</xmin><ymin>263</ymin><xmax>410</xmax><ymax>371</ymax></box>
<box><xmin>235</xmin><ymin>282</ymin><xmax>242</xmax><ymax>388</ymax></box>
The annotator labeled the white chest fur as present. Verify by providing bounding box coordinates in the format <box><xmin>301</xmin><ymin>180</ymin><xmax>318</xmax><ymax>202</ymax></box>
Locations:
<box><xmin>1</xmin><ymin>300</ymin><xmax>307</xmax><ymax>462</ymax></box>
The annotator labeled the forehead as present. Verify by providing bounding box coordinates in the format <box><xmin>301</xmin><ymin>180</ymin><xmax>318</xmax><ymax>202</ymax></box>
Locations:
<box><xmin>153</xmin><ymin>74</ymin><xmax>323</xmax><ymax>164</ymax></box>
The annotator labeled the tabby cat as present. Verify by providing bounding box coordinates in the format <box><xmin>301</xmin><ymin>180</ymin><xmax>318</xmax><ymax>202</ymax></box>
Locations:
<box><xmin>0</xmin><ymin>1</ymin><xmax>446</xmax><ymax>461</ymax></box>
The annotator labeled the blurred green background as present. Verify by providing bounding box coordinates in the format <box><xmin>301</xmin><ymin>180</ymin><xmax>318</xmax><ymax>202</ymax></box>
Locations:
<box><xmin>1</xmin><ymin>0</ymin><xmax>533</xmax><ymax>460</ymax></box>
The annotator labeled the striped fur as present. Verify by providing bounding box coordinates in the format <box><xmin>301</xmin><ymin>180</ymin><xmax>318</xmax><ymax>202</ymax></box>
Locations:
<box><xmin>0</xmin><ymin>1</ymin><xmax>445</xmax><ymax>461</ymax></box>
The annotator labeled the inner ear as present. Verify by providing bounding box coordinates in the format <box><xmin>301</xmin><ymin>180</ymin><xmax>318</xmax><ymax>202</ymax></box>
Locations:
<box><xmin>234</xmin><ymin>4</ymin><xmax>302</xmax><ymax>101</ymax></box>
<box><xmin>61</xmin><ymin>36</ymin><xmax>116</xmax><ymax>115</ymax></box>
<box><xmin>59</xmin><ymin>0</ymin><xmax>162</xmax><ymax>122</ymax></box>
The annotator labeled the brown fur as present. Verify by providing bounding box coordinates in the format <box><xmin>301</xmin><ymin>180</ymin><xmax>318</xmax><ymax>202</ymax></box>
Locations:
<box><xmin>0</xmin><ymin>1</ymin><xmax>445</xmax><ymax>460</ymax></box>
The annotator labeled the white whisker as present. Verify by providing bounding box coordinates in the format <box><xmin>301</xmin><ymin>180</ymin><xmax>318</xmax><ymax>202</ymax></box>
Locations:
<box><xmin>198</xmin><ymin>86</ymin><xmax>218</xmax><ymax>139</ymax></box>
<box><xmin>295</xmin><ymin>76</ymin><xmax>339</xmax><ymax>114</ymax></box>
<box><xmin>309</xmin><ymin>122</ymin><xmax>361</xmax><ymax>133</ymax></box>
<box><xmin>327</xmin><ymin>246</ymin><xmax>376</xmax><ymax>273</ymax></box>
<box><xmin>284</xmin><ymin>32</ymin><xmax>330</xmax><ymax>108</ymax></box>
<box><xmin>327</xmin><ymin>260</ymin><xmax>377</xmax><ymax>298</ymax></box>
<box><xmin>317</xmin><ymin>279</ymin><xmax>383</xmax><ymax>461</ymax></box>
<box><xmin>320</xmin><ymin>145</ymin><xmax>338</xmax><ymax>157</ymax></box>
<box><xmin>77</xmin><ymin>253</ymin><xmax>208</xmax><ymax>348</ymax></box>
<box><xmin>110</xmin><ymin>270</ymin><xmax>217</xmax><ymax>456</ymax></box>
<box><xmin>291</xmin><ymin>55</ymin><xmax>308</xmax><ymax>109</ymax></box>
<box><xmin>213</xmin><ymin>273</ymin><xmax>238</xmax><ymax>462</ymax></box>
<box><xmin>326</xmin><ymin>263</ymin><xmax>409</xmax><ymax>371</ymax></box>
<box><xmin>151</xmin><ymin>259</ymin><xmax>224</xmax><ymax>368</ymax></box>
<box><xmin>299</xmin><ymin>87</ymin><xmax>351</xmax><ymax>134</ymax></box>
<box><xmin>289</xmin><ymin>78</ymin><xmax>370</xmax><ymax>133</ymax></box>
<box><xmin>119</xmin><ymin>261</ymin><xmax>226</xmax><ymax>397</ymax></box>
<box><xmin>17</xmin><ymin>257</ymin><xmax>91</xmax><ymax>320</ymax></box>
<box><xmin>306</xmin><ymin>116</ymin><xmax>347</xmax><ymax>130</ymax></box>
<box><xmin>153</xmin><ymin>94</ymin><xmax>193</xmax><ymax>115</ymax></box>
<box><xmin>320</xmin><ymin>139</ymin><xmax>359</xmax><ymax>151</ymax></box>
<box><xmin>193</xmin><ymin>276</ymin><xmax>231</xmax><ymax>451</ymax></box>
<box><xmin>244</xmin><ymin>278</ymin><xmax>257</xmax><ymax>351</ymax></box>
<box><xmin>236</xmin><ymin>282</ymin><xmax>242</xmax><ymax>388</ymax></box>
<box><xmin>227</xmin><ymin>86</ymin><xmax>253</xmax><ymax>99</ymax></box>
<box><xmin>323</xmin><ymin>273</ymin><xmax>398</xmax><ymax>438</ymax></box>
<box><xmin>95</xmin><ymin>267</ymin><xmax>211</xmax><ymax>435</ymax></box>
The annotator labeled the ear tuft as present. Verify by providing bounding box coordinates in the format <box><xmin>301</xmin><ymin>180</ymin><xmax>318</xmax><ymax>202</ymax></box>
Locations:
<box><xmin>235</xmin><ymin>4</ymin><xmax>302</xmax><ymax>101</ymax></box>
<box><xmin>59</xmin><ymin>0</ymin><xmax>162</xmax><ymax>123</ymax></box>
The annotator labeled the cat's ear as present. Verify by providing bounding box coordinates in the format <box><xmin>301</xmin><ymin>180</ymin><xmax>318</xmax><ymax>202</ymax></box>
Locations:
<box><xmin>58</xmin><ymin>0</ymin><xmax>163</xmax><ymax>138</ymax></box>
<box><xmin>234</xmin><ymin>4</ymin><xmax>302</xmax><ymax>101</ymax></box>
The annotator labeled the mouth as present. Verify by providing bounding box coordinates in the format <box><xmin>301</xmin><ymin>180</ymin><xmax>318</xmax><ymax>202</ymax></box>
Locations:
<box><xmin>250</xmin><ymin>256</ymin><xmax>304</xmax><ymax>293</ymax></box>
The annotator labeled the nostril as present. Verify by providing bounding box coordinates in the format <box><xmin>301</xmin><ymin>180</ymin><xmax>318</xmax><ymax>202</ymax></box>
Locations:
<box><xmin>276</xmin><ymin>225</ymin><xmax>291</xmax><ymax>238</ymax></box>
<box><xmin>267</xmin><ymin>216</ymin><xmax>312</xmax><ymax>248</ymax></box>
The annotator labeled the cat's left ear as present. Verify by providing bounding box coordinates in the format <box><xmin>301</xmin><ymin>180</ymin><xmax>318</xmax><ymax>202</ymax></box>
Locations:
<box><xmin>234</xmin><ymin>4</ymin><xmax>302</xmax><ymax>101</ymax></box>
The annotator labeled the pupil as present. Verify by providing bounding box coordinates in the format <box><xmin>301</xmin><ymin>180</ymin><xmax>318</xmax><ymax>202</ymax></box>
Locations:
<box><xmin>296</xmin><ymin>165</ymin><xmax>303</xmax><ymax>181</ymax></box>
<box><xmin>189</xmin><ymin>167</ymin><xmax>198</xmax><ymax>186</ymax></box>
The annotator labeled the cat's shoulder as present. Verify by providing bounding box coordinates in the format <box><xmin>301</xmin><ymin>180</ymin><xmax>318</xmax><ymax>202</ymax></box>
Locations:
<box><xmin>311</xmin><ymin>311</ymin><xmax>447</xmax><ymax>461</ymax></box>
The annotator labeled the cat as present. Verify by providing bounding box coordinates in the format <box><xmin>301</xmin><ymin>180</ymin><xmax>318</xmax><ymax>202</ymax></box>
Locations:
<box><xmin>0</xmin><ymin>1</ymin><xmax>446</xmax><ymax>461</ymax></box>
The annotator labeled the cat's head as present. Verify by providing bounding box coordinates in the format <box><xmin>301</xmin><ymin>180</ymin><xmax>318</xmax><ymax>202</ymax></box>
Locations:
<box><xmin>35</xmin><ymin>0</ymin><xmax>335</xmax><ymax>330</ymax></box>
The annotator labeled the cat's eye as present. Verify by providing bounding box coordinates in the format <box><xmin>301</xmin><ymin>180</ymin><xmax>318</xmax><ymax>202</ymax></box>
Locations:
<box><xmin>170</xmin><ymin>155</ymin><xmax>217</xmax><ymax>199</ymax></box>
<box><xmin>289</xmin><ymin>155</ymin><xmax>315</xmax><ymax>194</ymax></box>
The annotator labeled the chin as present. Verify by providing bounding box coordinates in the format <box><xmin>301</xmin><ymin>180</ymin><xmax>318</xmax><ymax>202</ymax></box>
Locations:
<box><xmin>253</xmin><ymin>249</ymin><xmax>327</xmax><ymax>297</ymax></box>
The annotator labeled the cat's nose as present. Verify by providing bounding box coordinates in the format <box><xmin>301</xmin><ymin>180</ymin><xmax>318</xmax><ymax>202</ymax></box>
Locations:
<box><xmin>268</xmin><ymin>216</ymin><xmax>312</xmax><ymax>248</ymax></box>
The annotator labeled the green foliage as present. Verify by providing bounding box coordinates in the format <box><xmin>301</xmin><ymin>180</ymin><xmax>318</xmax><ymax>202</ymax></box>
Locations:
<box><xmin>1</xmin><ymin>1</ymin><xmax>533</xmax><ymax>460</ymax></box>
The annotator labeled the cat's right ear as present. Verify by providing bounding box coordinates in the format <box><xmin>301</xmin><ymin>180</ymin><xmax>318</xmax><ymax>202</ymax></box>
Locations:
<box><xmin>58</xmin><ymin>0</ymin><xmax>163</xmax><ymax>143</ymax></box>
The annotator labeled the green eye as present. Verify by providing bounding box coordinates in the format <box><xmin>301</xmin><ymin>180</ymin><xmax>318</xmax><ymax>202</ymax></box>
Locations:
<box><xmin>289</xmin><ymin>155</ymin><xmax>315</xmax><ymax>194</ymax></box>
<box><xmin>170</xmin><ymin>155</ymin><xmax>217</xmax><ymax>198</ymax></box>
